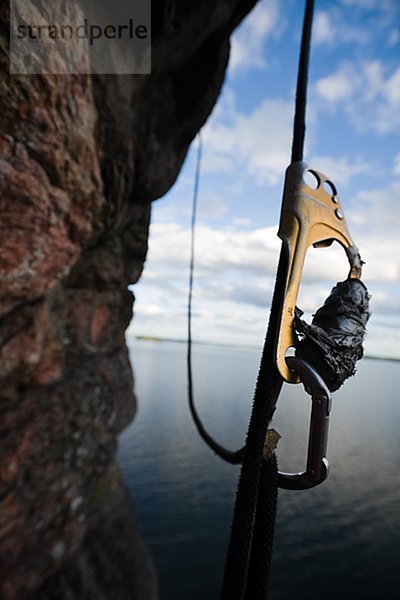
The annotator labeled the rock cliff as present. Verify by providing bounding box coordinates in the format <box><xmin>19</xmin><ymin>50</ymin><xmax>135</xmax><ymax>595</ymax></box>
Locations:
<box><xmin>0</xmin><ymin>1</ymin><xmax>257</xmax><ymax>598</ymax></box>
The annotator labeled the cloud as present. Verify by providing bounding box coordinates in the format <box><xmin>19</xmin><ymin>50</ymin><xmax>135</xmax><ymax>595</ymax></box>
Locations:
<box><xmin>340</xmin><ymin>0</ymin><xmax>399</xmax><ymax>12</ymax></box>
<box><xmin>146</xmin><ymin>178</ymin><xmax>400</xmax><ymax>298</ymax></box>
<box><xmin>361</xmin><ymin>239</ymin><xmax>400</xmax><ymax>284</ymax></box>
<box><xmin>137</xmin><ymin>215</ymin><xmax>399</xmax><ymax>315</ymax></box>
<box><xmin>312</xmin><ymin>2</ymin><xmax>400</xmax><ymax>50</ymax></box>
<box><xmin>347</xmin><ymin>181</ymin><xmax>400</xmax><ymax>285</ymax></box>
<box><xmin>384</xmin><ymin>66</ymin><xmax>400</xmax><ymax>104</ymax></box>
<box><xmin>368</xmin><ymin>290</ymin><xmax>400</xmax><ymax>315</ymax></box>
<box><xmin>313</xmin><ymin>10</ymin><xmax>369</xmax><ymax>46</ymax></box>
<box><xmin>203</xmin><ymin>98</ymin><xmax>293</xmax><ymax>185</ymax></box>
<box><xmin>127</xmin><ymin>200</ymin><xmax>400</xmax><ymax>352</ymax></box>
<box><xmin>146</xmin><ymin>222</ymin><xmax>281</xmax><ymax>276</ymax></box>
<box><xmin>315</xmin><ymin>65</ymin><xmax>355</xmax><ymax>103</ymax></box>
<box><xmin>394</xmin><ymin>153</ymin><xmax>400</xmax><ymax>175</ymax></box>
<box><xmin>134</xmin><ymin>304</ymin><xmax>168</xmax><ymax>318</ymax></box>
<box><xmin>137</xmin><ymin>170</ymin><xmax>400</xmax><ymax>332</ymax></box>
<box><xmin>350</xmin><ymin>180</ymin><xmax>400</xmax><ymax>233</ymax></box>
<box><xmin>196</xmin><ymin>192</ymin><xmax>228</xmax><ymax>219</ymax></box>
<box><xmin>362</xmin><ymin>315</ymin><xmax>400</xmax><ymax>358</ymax></box>
<box><xmin>229</xmin><ymin>0</ymin><xmax>279</xmax><ymax>75</ymax></box>
<box><xmin>122</xmin><ymin>1</ymin><xmax>400</xmax><ymax>356</ymax></box>
<box><xmin>340</xmin><ymin>0</ymin><xmax>378</xmax><ymax>7</ymax></box>
<box><xmin>313</xmin><ymin>11</ymin><xmax>332</xmax><ymax>46</ymax></box>
<box><xmin>308</xmin><ymin>155</ymin><xmax>371</xmax><ymax>186</ymax></box>
<box><xmin>233</xmin><ymin>217</ymin><xmax>252</xmax><ymax>226</ymax></box>
<box><xmin>314</xmin><ymin>61</ymin><xmax>400</xmax><ymax>133</ymax></box>
<box><xmin>388</xmin><ymin>29</ymin><xmax>399</xmax><ymax>46</ymax></box>
<box><xmin>201</xmin><ymin>86</ymin><xmax>375</xmax><ymax>198</ymax></box>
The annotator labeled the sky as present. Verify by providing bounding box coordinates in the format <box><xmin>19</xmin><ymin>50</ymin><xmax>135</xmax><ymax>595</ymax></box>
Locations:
<box><xmin>127</xmin><ymin>0</ymin><xmax>400</xmax><ymax>359</ymax></box>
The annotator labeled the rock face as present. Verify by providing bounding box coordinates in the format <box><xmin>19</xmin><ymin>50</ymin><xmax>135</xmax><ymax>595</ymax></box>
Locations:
<box><xmin>0</xmin><ymin>1</ymin><xmax>257</xmax><ymax>598</ymax></box>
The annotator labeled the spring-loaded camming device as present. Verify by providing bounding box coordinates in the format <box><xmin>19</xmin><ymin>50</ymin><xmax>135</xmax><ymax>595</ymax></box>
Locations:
<box><xmin>268</xmin><ymin>162</ymin><xmax>363</xmax><ymax>489</ymax></box>
<box><xmin>276</xmin><ymin>162</ymin><xmax>362</xmax><ymax>384</ymax></box>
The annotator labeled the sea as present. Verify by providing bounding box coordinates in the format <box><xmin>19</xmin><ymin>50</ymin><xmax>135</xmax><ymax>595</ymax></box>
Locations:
<box><xmin>118</xmin><ymin>338</ymin><xmax>400</xmax><ymax>600</ymax></box>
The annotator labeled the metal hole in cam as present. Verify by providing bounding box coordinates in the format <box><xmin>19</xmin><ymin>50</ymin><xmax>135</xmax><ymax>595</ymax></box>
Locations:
<box><xmin>304</xmin><ymin>170</ymin><xmax>320</xmax><ymax>190</ymax></box>
<box><xmin>323</xmin><ymin>179</ymin><xmax>337</xmax><ymax>197</ymax></box>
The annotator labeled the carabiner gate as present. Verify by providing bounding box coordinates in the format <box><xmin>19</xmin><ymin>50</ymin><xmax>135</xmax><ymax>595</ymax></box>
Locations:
<box><xmin>276</xmin><ymin>356</ymin><xmax>331</xmax><ymax>490</ymax></box>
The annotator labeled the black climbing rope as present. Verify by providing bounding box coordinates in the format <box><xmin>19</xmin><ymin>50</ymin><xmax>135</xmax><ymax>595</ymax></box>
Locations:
<box><xmin>187</xmin><ymin>2</ymin><xmax>316</xmax><ymax>597</ymax></box>
<box><xmin>220</xmin><ymin>3</ymin><xmax>315</xmax><ymax>599</ymax></box>
<box><xmin>291</xmin><ymin>0</ymin><xmax>314</xmax><ymax>164</ymax></box>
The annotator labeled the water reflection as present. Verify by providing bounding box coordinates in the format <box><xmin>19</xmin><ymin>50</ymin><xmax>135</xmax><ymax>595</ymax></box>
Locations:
<box><xmin>118</xmin><ymin>340</ymin><xmax>400</xmax><ymax>600</ymax></box>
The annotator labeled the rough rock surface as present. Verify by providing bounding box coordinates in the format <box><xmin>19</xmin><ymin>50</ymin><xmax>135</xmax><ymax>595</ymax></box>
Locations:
<box><xmin>0</xmin><ymin>1</ymin><xmax>258</xmax><ymax>598</ymax></box>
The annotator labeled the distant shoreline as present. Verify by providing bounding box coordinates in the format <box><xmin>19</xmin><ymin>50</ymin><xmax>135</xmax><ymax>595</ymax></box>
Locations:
<box><xmin>127</xmin><ymin>335</ymin><xmax>400</xmax><ymax>363</ymax></box>
<box><xmin>131</xmin><ymin>335</ymin><xmax>257</xmax><ymax>351</ymax></box>
<box><xmin>363</xmin><ymin>354</ymin><xmax>400</xmax><ymax>363</ymax></box>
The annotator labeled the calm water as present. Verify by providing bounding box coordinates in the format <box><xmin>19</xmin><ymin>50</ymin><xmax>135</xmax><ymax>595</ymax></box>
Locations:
<box><xmin>118</xmin><ymin>339</ymin><xmax>400</xmax><ymax>600</ymax></box>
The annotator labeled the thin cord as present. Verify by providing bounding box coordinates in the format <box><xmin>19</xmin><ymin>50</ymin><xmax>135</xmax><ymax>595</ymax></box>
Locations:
<box><xmin>187</xmin><ymin>134</ymin><xmax>202</xmax><ymax>353</ymax></box>
<box><xmin>187</xmin><ymin>134</ymin><xmax>244</xmax><ymax>465</ymax></box>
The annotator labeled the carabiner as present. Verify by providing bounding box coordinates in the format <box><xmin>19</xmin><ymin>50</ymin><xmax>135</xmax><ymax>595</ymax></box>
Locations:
<box><xmin>276</xmin><ymin>355</ymin><xmax>331</xmax><ymax>490</ymax></box>
<box><xmin>276</xmin><ymin>161</ymin><xmax>363</xmax><ymax>383</ymax></box>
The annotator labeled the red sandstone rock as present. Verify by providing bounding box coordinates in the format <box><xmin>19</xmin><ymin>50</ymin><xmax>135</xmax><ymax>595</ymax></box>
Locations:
<box><xmin>0</xmin><ymin>0</ymin><xmax>258</xmax><ymax>598</ymax></box>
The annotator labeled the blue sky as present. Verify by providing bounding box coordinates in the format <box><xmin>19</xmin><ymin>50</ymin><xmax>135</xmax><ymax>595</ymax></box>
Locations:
<box><xmin>128</xmin><ymin>0</ymin><xmax>400</xmax><ymax>359</ymax></box>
